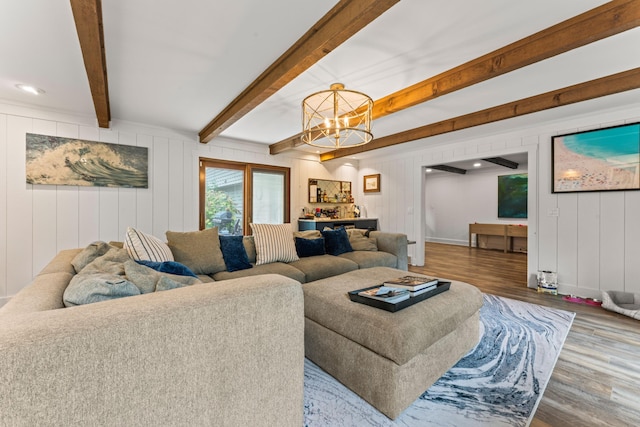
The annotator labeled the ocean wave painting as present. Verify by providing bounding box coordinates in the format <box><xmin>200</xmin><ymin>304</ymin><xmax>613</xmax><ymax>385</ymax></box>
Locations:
<box><xmin>26</xmin><ymin>133</ymin><xmax>148</xmax><ymax>188</ymax></box>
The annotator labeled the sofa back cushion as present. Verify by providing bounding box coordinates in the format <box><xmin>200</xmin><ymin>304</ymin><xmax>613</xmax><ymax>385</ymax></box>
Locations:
<box><xmin>321</xmin><ymin>227</ymin><xmax>353</xmax><ymax>256</ymax></box>
<box><xmin>166</xmin><ymin>228</ymin><xmax>226</xmax><ymax>275</ymax></box>
<box><xmin>124</xmin><ymin>227</ymin><xmax>174</xmax><ymax>262</ymax></box>
<box><xmin>250</xmin><ymin>223</ymin><xmax>299</xmax><ymax>265</ymax></box>
<box><xmin>219</xmin><ymin>235</ymin><xmax>253</xmax><ymax>272</ymax></box>
<box><xmin>295</xmin><ymin>237</ymin><xmax>326</xmax><ymax>258</ymax></box>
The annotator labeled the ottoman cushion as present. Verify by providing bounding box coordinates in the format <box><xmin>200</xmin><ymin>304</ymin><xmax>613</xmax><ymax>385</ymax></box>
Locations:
<box><xmin>303</xmin><ymin>267</ymin><xmax>483</xmax><ymax>365</ymax></box>
<box><xmin>289</xmin><ymin>255</ymin><xmax>358</xmax><ymax>282</ymax></box>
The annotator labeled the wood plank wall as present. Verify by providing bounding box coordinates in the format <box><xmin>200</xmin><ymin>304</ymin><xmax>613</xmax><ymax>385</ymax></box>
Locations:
<box><xmin>360</xmin><ymin>102</ymin><xmax>640</xmax><ymax>299</ymax></box>
<box><xmin>0</xmin><ymin>104</ymin><xmax>358</xmax><ymax>304</ymax></box>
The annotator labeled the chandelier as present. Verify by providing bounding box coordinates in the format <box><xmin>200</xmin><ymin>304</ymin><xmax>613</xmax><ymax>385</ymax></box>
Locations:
<box><xmin>301</xmin><ymin>83</ymin><xmax>373</xmax><ymax>149</ymax></box>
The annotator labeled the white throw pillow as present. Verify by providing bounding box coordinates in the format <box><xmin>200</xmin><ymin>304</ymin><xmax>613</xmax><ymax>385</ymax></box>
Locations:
<box><xmin>251</xmin><ymin>223</ymin><xmax>299</xmax><ymax>265</ymax></box>
<box><xmin>123</xmin><ymin>227</ymin><xmax>174</xmax><ymax>262</ymax></box>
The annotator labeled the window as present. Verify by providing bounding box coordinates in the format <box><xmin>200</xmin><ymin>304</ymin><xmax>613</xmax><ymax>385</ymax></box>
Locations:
<box><xmin>199</xmin><ymin>159</ymin><xmax>290</xmax><ymax>234</ymax></box>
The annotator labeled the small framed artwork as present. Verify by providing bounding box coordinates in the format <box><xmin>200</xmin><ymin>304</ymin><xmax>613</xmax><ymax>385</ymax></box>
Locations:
<box><xmin>552</xmin><ymin>122</ymin><xmax>640</xmax><ymax>193</ymax></box>
<box><xmin>363</xmin><ymin>174</ymin><xmax>380</xmax><ymax>193</ymax></box>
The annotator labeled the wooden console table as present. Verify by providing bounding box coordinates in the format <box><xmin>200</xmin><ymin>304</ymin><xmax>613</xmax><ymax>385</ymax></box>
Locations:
<box><xmin>468</xmin><ymin>223</ymin><xmax>527</xmax><ymax>253</ymax></box>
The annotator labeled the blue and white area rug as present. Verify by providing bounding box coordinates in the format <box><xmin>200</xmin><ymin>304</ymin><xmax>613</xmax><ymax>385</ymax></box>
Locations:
<box><xmin>304</xmin><ymin>294</ymin><xmax>575</xmax><ymax>427</ymax></box>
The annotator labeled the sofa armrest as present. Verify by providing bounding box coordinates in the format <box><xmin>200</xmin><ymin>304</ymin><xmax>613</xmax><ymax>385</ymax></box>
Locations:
<box><xmin>370</xmin><ymin>231</ymin><xmax>408</xmax><ymax>270</ymax></box>
<box><xmin>0</xmin><ymin>275</ymin><xmax>304</xmax><ymax>426</ymax></box>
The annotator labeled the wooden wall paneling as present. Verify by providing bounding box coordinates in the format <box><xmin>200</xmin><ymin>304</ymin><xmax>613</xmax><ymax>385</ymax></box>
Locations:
<box><xmin>599</xmin><ymin>192</ymin><xmax>626</xmax><ymax>291</ymax></box>
<box><xmin>0</xmin><ymin>114</ymin><xmax>7</xmax><ymax>298</ymax></box>
<box><xmin>32</xmin><ymin>185</ymin><xmax>57</xmax><ymax>275</ymax></box>
<box><xmin>135</xmin><ymin>134</ymin><xmax>153</xmax><ymax>233</ymax></box>
<box><xmin>557</xmin><ymin>193</ymin><xmax>579</xmax><ymax>288</ymax></box>
<box><xmin>152</xmin><ymin>137</ymin><xmax>169</xmax><ymax>238</ymax></box>
<box><xmin>56</xmin><ymin>186</ymin><xmax>80</xmax><ymax>250</ymax></box>
<box><xmin>55</xmin><ymin>123</ymin><xmax>80</xmax><ymax>251</ymax></box>
<box><xmin>6</xmin><ymin>116</ymin><xmax>34</xmax><ymax>296</ymax></box>
<box><xmin>31</xmin><ymin>119</ymin><xmax>58</xmax><ymax>275</ymax></box>
<box><xmin>98</xmin><ymin>187</ymin><xmax>119</xmax><ymax>242</ymax></box>
<box><xmin>97</xmin><ymin>129</ymin><xmax>119</xmax><ymax>242</ymax></box>
<box><xmin>78</xmin><ymin>186</ymin><xmax>100</xmax><ymax>245</ymax></box>
<box><xmin>406</xmin><ymin>157</ymin><xmax>416</xmax><ymax>255</ymax></box>
<box><xmin>116</xmin><ymin>132</ymin><xmax>138</xmax><ymax>239</ymax></box>
<box><xmin>525</xmin><ymin>141</ymin><xmax>539</xmax><ymax>288</ymax></box>
<box><xmin>168</xmin><ymin>139</ymin><xmax>184</xmax><ymax>232</ymax></box>
<box><xmin>77</xmin><ymin>126</ymin><xmax>101</xmax><ymax>245</ymax></box>
<box><xmin>537</xmin><ymin>134</ymin><xmax>559</xmax><ymax>272</ymax></box>
<box><xmin>624</xmin><ymin>192</ymin><xmax>640</xmax><ymax>293</ymax></box>
<box><xmin>576</xmin><ymin>193</ymin><xmax>601</xmax><ymax>291</ymax></box>
<box><xmin>183</xmin><ymin>146</ymin><xmax>197</xmax><ymax>231</ymax></box>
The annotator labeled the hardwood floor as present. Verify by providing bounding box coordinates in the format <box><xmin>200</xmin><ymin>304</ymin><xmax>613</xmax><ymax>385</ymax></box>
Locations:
<box><xmin>409</xmin><ymin>242</ymin><xmax>640</xmax><ymax>427</ymax></box>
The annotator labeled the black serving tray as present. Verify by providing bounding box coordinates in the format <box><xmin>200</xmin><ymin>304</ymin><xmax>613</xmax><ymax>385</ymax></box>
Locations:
<box><xmin>348</xmin><ymin>280</ymin><xmax>451</xmax><ymax>312</ymax></box>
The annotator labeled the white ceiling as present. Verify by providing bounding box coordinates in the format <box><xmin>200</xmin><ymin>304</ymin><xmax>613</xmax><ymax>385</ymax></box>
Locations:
<box><xmin>1</xmin><ymin>0</ymin><xmax>639</xmax><ymax>157</ymax></box>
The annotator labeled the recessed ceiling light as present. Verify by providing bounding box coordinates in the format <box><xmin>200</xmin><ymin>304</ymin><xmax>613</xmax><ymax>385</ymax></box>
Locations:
<box><xmin>426</xmin><ymin>168</ymin><xmax>433</xmax><ymax>173</ymax></box>
<box><xmin>16</xmin><ymin>84</ymin><xmax>45</xmax><ymax>95</ymax></box>
<box><xmin>473</xmin><ymin>162</ymin><xmax>482</xmax><ymax>167</ymax></box>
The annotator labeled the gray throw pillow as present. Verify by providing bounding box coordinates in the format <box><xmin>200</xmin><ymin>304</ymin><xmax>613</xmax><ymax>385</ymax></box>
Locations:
<box><xmin>166</xmin><ymin>228</ymin><xmax>226</xmax><ymax>275</ymax></box>
<box><xmin>349</xmin><ymin>234</ymin><xmax>378</xmax><ymax>251</ymax></box>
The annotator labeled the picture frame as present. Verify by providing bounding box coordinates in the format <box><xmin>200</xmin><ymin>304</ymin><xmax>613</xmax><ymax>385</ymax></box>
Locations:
<box><xmin>26</xmin><ymin>133</ymin><xmax>148</xmax><ymax>188</ymax></box>
<box><xmin>551</xmin><ymin>122</ymin><xmax>640</xmax><ymax>193</ymax></box>
<box><xmin>498</xmin><ymin>173</ymin><xmax>527</xmax><ymax>218</ymax></box>
<box><xmin>363</xmin><ymin>174</ymin><xmax>381</xmax><ymax>193</ymax></box>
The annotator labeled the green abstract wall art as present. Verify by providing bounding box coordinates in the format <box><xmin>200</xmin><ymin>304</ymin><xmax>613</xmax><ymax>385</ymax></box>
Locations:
<box><xmin>26</xmin><ymin>133</ymin><xmax>148</xmax><ymax>188</ymax></box>
<box><xmin>498</xmin><ymin>173</ymin><xmax>527</xmax><ymax>218</ymax></box>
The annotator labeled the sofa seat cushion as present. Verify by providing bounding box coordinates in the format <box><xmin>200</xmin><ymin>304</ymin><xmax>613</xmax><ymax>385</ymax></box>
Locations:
<box><xmin>212</xmin><ymin>262</ymin><xmax>305</xmax><ymax>283</ymax></box>
<box><xmin>289</xmin><ymin>255</ymin><xmax>358</xmax><ymax>282</ymax></box>
<box><xmin>302</xmin><ymin>267</ymin><xmax>483</xmax><ymax>365</ymax></box>
<box><xmin>339</xmin><ymin>251</ymin><xmax>398</xmax><ymax>269</ymax></box>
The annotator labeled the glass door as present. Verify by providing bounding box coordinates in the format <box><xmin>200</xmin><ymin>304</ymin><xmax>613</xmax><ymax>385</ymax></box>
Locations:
<box><xmin>200</xmin><ymin>160</ymin><xmax>244</xmax><ymax>235</ymax></box>
<box><xmin>200</xmin><ymin>159</ymin><xmax>290</xmax><ymax>234</ymax></box>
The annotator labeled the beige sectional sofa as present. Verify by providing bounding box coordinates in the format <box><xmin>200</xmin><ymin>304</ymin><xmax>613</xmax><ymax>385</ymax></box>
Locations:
<box><xmin>0</xmin><ymin>227</ymin><xmax>408</xmax><ymax>425</ymax></box>
<box><xmin>211</xmin><ymin>230</ymin><xmax>408</xmax><ymax>283</ymax></box>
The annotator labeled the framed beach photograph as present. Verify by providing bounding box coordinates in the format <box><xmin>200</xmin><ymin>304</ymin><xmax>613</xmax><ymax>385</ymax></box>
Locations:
<box><xmin>552</xmin><ymin>122</ymin><xmax>640</xmax><ymax>193</ymax></box>
<box><xmin>363</xmin><ymin>174</ymin><xmax>380</xmax><ymax>193</ymax></box>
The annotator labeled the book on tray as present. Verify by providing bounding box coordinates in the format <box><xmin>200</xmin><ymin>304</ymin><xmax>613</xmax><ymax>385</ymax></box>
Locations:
<box><xmin>383</xmin><ymin>275</ymin><xmax>439</xmax><ymax>291</ymax></box>
<box><xmin>358</xmin><ymin>286</ymin><xmax>410</xmax><ymax>303</ymax></box>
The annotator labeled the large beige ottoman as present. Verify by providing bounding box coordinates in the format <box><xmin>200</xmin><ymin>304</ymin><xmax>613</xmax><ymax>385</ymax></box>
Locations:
<box><xmin>303</xmin><ymin>266</ymin><xmax>483</xmax><ymax>419</ymax></box>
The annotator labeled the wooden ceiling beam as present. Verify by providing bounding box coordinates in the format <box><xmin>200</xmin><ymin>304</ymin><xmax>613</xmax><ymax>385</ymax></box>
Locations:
<box><xmin>320</xmin><ymin>68</ymin><xmax>640</xmax><ymax>161</ymax></box>
<box><xmin>198</xmin><ymin>0</ymin><xmax>400</xmax><ymax>144</ymax></box>
<box><xmin>430</xmin><ymin>165</ymin><xmax>467</xmax><ymax>175</ymax></box>
<box><xmin>482</xmin><ymin>157</ymin><xmax>519</xmax><ymax>169</ymax></box>
<box><xmin>70</xmin><ymin>0</ymin><xmax>110</xmax><ymax>128</ymax></box>
<box><xmin>271</xmin><ymin>0</ymin><xmax>640</xmax><ymax>154</ymax></box>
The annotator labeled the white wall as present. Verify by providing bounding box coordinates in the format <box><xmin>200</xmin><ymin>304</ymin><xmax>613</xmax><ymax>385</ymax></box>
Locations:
<box><xmin>424</xmin><ymin>165</ymin><xmax>528</xmax><ymax>246</ymax></box>
<box><xmin>357</xmin><ymin>101</ymin><xmax>640</xmax><ymax>299</ymax></box>
<box><xmin>0</xmin><ymin>103</ymin><xmax>357</xmax><ymax>306</ymax></box>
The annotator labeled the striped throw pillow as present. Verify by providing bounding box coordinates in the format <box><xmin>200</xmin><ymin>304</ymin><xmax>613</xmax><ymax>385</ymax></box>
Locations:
<box><xmin>124</xmin><ymin>227</ymin><xmax>174</xmax><ymax>262</ymax></box>
<box><xmin>251</xmin><ymin>223</ymin><xmax>299</xmax><ymax>265</ymax></box>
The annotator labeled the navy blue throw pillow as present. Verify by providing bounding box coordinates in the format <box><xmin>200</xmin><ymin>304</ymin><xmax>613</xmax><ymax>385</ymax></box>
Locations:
<box><xmin>295</xmin><ymin>237</ymin><xmax>326</xmax><ymax>258</ymax></box>
<box><xmin>219</xmin><ymin>235</ymin><xmax>253</xmax><ymax>272</ymax></box>
<box><xmin>135</xmin><ymin>260</ymin><xmax>198</xmax><ymax>277</ymax></box>
<box><xmin>321</xmin><ymin>227</ymin><xmax>353</xmax><ymax>256</ymax></box>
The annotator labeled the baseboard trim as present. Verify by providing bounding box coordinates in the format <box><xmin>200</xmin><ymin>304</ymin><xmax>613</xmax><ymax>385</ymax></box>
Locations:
<box><xmin>0</xmin><ymin>296</ymin><xmax>10</xmax><ymax>308</ymax></box>
<box><xmin>425</xmin><ymin>237</ymin><xmax>467</xmax><ymax>246</ymax></box>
